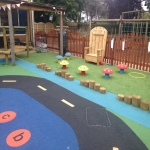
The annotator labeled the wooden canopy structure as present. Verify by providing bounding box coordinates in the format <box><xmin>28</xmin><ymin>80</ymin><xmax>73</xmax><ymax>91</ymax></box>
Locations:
<box><xmin>0</xmin><ymin>0</ymin><xmax>65</xmax><ymax>65</ymax></box>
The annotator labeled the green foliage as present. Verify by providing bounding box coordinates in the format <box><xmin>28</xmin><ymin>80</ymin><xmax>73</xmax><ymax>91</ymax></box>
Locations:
<box><xmin>34</xmin><ymin>0</ymin><xmax>85</xmax><ymax>24</ymax></box>
<box><xmin>104</xmin><ymin>0</ymin><xmax>141</xmax><ymax>19</ymax></box>
<box><xmin>84</xmin><ymin>0</ymin><xmax>108</xmax><ymax>20</ymax></box>
<box><xmin>145</xmin><ymin>0</ymin><xmax>150</xmax><ymax>12</ymax></box>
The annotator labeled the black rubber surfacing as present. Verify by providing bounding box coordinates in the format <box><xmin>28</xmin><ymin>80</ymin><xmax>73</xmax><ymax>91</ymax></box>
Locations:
<box><xmin>0</xmin><ymin>75</ymin><xmax>148</xmax><ymax>150</ymax></box>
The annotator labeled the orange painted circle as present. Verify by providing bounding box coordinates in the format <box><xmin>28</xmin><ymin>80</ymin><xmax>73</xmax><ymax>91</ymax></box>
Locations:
<box><xmin>6</xmin><ymin>129</ymin><xmax>31</xmax><ymax>147</ymax></box>
<box><xmin>0</xmin><ymin>111</ymin><xmax>16</xmax><ymax>123</ymax></box>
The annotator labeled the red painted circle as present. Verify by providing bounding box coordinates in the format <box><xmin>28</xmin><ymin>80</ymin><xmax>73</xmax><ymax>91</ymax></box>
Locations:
<box><xmin>6</xmin><ymin>129</ymin><xmax>31</xmax><ymax>147</ymax></box>
<box><xmin>0</xmin><ymin>111</ymin><xmax>16</xmax><ymax>123</ymax></box>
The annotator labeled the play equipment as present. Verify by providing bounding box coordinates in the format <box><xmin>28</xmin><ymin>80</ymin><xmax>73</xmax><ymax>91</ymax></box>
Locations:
<box><xmin>65</xmin><ymin>52</ymin><xmax>72</xmax><ymax>60</ymax></box>
<box><xmin>102</xmin><ymin>68</ymin><xmax>113</xmax><ymax>78</ymax></box>
<box><xmin>99</xmin><ymin>61</ymin><xmax>104</xmax><ymax>65</ymax></box>
<box><xmin>78</xmin><ymin>65</ymin><xmax>89</xmax><ymax>76</ymax></box>
<box><xmin>117</xmin><ymin>64</ymin><xmax>128</xmax><ymax>73</ymax></box>
<box><xmin>129</xmin><ymin>72</ymin><xmax>146</xmax><ymax>78</ymax></box>
<box><xmin>59</xmin><ymin>60</ymin><xmax>69</xmax><ymax>69</ymax></box>
<box><xmin>0</xmin><ymin>26</ymin><xmax>33</xmax><ymax>65</ymax></box>
<box><xmin>36</xmin><ymin>33</ymin><xmax>47</xmax><ymax>53</ymax></box>
<box><xmin>84</xmin><ymin>26</ymin><xmax>107</xmax><ymax>65</ymax></box>
<box><xmin>55</xmin><ymin>70</ymin><xmax>74</xmax><ymax>81</ymax></box>
<box><xmin>37</xmin><ymin>63</ymin><xmax>51</xmax><ymax>72</ymax></box>
<box><xmin>56</xmin><ymin>55</ymin><xmax>63</xmax><ymax>63</ymax></box>
<box><xmin>117</xmin><ymin>94</ymin><xmax>150</xmax><ymax>112</ymax></box>
<box><xmin>80</xmin><ymin>80</ymin><xmax>107</xmax><ymax>94</ymax></box>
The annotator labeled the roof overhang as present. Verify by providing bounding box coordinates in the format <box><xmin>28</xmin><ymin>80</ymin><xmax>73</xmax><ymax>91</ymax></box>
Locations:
<box><xmin>0</xmin><ymin>0</ymin><xmax>65</xmax><ymax>12</ymax></box>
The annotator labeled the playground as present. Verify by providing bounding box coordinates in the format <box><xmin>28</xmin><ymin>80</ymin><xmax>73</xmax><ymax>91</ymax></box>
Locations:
<box><xmin>0</xmin><ymin>1</ymin><xmax>150</xmax><ymax>150</ymax></box>
<box><xmin>0</xmin><ymin>50</ymin><xmax>150</xmax><ymax>150</ymax></box>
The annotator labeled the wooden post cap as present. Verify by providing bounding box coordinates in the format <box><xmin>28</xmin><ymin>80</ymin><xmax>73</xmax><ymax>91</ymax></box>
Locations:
<box><xmin>140</xmin><ymin>100</ymin><xmax>149</xmax><ymax>110</ymax></box>
<box><xmin>124</xmin><ymin>95</ymin><xmax>132</xmax><ymax>104</ymax></box>
<box><xmin>117</xmin><ymin>94</ymin><xmax>125</xmax><ymax>101</ymax></box>
<box><xmin>132</xmin><ymin>95</ymin><xmax>141</xmax><ymax>107</ymax></box>
<box><xmin>99</xmin><ymin>87</ymin><xmax>106</xmax><ymax>94</ymax></box>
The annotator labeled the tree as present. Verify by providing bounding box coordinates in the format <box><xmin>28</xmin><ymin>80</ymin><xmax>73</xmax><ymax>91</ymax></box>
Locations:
<box><xmin>144</xmin><ymin>0</ymin><xmax>150</xmax><ymax>12</ymax></box>
<box><xmin>34</xmin><ymin>0</ymin><xmax>85</xmax><ymax>24</ymax></box>
<box><xmin>84</xmin><ymin>0</ymin><xmax>108</xmax><ymax>21</ymax></box>
<box><xmin>104</xmin><ymin>0</ymin><xmax>141</xmax><ymax>19</ymax></box>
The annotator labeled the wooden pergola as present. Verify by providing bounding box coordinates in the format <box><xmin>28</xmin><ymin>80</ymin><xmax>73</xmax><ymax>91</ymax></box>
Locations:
<box><xmin>0</xmin><ymin>0</ymin><xmax>65</xmax><ymax>65</ymax></box>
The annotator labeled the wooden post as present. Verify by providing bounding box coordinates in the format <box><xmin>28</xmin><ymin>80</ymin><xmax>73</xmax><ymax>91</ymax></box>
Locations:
<box><xmin>2</xmin><ymin>27</ymin><xmax>9</xmax><ymax>65</ymax></box>
<box><xmin>8</xmin><ymin>6</ymin><xmax>15</xmax><ymax>66</ymax></box>
<box><xmin>2</xmin><ymin>27</ymin><xmax>7</xmax><ymax>51</ymax></box>
<box><xmin>119</xmin><ymin>15</ymin><xmax>122</xmax><ymax>37</ymax></box>
<box><xmin>26</xmin><ymin>27</ymin><xmax>29</xmax><ymax>57</ymax></box>
<box><xmin>144</xmin><ymin>21</ymin><xmax>148</xmax><ymax>44</ymax></box>
<box><xmin>60</xmin><ymin>11</ymin><xmax>64</xmax><ymax>56</ymax></box>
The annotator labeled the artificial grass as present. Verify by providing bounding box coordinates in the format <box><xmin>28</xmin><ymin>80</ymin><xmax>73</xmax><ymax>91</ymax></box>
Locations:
<box><xmin>17</xmin><ymin>51</ymin><xmax>150</xmax><ymax>102</ymax></box>
<box><xmin>0</xmin><ymin>53</ymin><xmax>150</xmax><ymax>149</ymax></box>
<box><xmin>0</xmin><ymin>63</ymin><xmax>39</xmax><ymax>77</ymax></box>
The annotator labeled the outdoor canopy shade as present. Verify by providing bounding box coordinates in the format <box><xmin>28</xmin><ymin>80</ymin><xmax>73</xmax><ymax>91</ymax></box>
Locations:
<box><xmin>0</xmin><ymin>0</ymin><xmax>65</xmax><ymax>12</ymax></box>
<box><xmin>0</xmin><ymin>0</ymin><xmax>65</xmax><ymax>65</ymax></box>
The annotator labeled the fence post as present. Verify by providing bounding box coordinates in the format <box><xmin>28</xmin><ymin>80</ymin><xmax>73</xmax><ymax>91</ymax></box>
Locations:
<box><xmin>82</xmin><ymin>36</ymin><xmax>85</xmax><ymax>59</ymax></box>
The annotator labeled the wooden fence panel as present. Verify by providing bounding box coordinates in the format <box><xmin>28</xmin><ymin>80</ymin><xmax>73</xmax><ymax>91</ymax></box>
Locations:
<box><xmin>45</xmin><ymin>29</ymin><xmax>150</xmax><ymax>72</ymax></box>
<box><xmin>47</xmin><ymin>30</ymin><xmax>59</xmax><ymax>51</ymax></box>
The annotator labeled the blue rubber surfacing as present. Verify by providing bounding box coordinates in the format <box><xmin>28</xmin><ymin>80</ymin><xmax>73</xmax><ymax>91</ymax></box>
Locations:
<box><xmin>1</xmin><ymin>58</ymin><xmax>150</xmax><ymax>129</ymax></box>
<box><xmin>0</xmin><ymin>88</ymin><xmax>79</xmax><ymax>150</ymax></box>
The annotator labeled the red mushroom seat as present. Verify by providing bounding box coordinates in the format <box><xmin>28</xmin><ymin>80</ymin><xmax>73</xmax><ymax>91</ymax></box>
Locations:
<box><xmin>117</xmin><ymin>64</ymin><xmax>128</xmax><ymax>74</ymax></box>
<box><xmin>102</xmin><ymin>68</ymin><xmax>113</xmax><ymax>78</ymax></box>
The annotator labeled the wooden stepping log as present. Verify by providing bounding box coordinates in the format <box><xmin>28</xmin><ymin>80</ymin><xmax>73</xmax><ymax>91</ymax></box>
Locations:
<box><xmin>38</xmin><ymin>64</ymin><xmax>42</xmax><ymax>69</ymax></box>
<box><xmin>89</xmin><ymin>80</ymin><xmax>95</xmax><ymax>89</ymax></box>
<box><xmin>124</xmin><ymin>95</ymin><xmax>132</xmax><ymax>104</ymax></box>
<box><xmin>140</xmin><ymin>100</ymin><xmax>149</xmax><ymax>110</ymax></box>
<box><xmin>44</xmin><ymin>66</ymin><xmax>49</xmax><ymax>70</ymax></box>
<box><xmin>117</xmin><ymin>94</ymin><xmax>125</xmax><ymax>101</ymax></box>
<box><xmin>80</xmin><ymin>80</ymin><xmax>85</xmax><ymax>86</ymax></box>
<box><xmin>37</xmin><ymin>64</ymin><xmax>40</xmax><ymax>68</ymax></box>
<box><xmin>94</xmin><ymin>83</ymin><xmax>100</xmax><ymax>91</ymax></box>
<box><xmin>58</xmin><ymin>71</ymin><xmax>62</xmax><ymax>76</ymax></box>
<box><xmin>68</xmin><ymin>76</ymin><xmax>74</xmax><ymax>81</ymax></box>
<box><xmin>65</xmin><ymin>73</ymin><xmax>70</xmax><ymax>79</ymax></box>
<box><xmin>41</xmin><ymin>63</ymin><xmax>46</xmax><ymax>69</ymax></box>
<box><xmin>61</xmin><ymin>70</ymin><xmax>67</xmax><ymax>78</ymax></box>
<box><xmin>46</xmin><ymin>68</ymin><xmax>51</xmax><ymax>72</ymax></box>
<box><xmin>132</xmin><ymin>95</ymin><xmax>141</xmax><ymax>107</ymax></box>
<box><xmin>99</xmin><ymin>87</ymin><xmax>106</xmax><ymax>94</ymax></box>
<box><xmin>84</xmin><ymin>80</ymin><xmax>89</xmax><ymax>87</ymax></box>
<box><xmin>55</xmin><ymin>71</ymin><xmax>59</xmax><ymax>75</ymax></box>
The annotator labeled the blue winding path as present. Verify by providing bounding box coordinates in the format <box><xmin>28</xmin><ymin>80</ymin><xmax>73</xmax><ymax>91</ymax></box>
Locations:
<box><xmin>1</xmin><ymin>58</ymin><xmax>150</xmax><ymax>129</ymax></box>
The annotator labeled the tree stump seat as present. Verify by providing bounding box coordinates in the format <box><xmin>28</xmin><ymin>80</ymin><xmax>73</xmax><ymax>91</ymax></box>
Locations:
<box><xmin>99</xmin><ymin>87</ymin><xmax>106</xmax><ymax>94</ymax></box>
<box><xmin>132</xmin><ymin>95</ymin><xmax>141</xmax><ymax>107</ymax></box>
<box><xmin>117</xmin><ymin>94</ymin><xmax>125</xmax><ymax>101</ymax></box>
<box><xmin>124</xmin><ymin>95</ymin><xmax>132</xmax><ymax>104</ymax></box>
<box><xmin>94</xmin><ymin>83</ymin><xmax>100</xmax><ymax>91</ymax></box>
